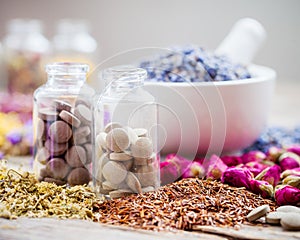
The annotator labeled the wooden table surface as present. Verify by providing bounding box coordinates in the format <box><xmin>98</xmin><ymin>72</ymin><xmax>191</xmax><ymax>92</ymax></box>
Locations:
<box><xmin>1</xmin><ymin>82</ymin><xmax>300</xmax><ymax>240</ymax></box>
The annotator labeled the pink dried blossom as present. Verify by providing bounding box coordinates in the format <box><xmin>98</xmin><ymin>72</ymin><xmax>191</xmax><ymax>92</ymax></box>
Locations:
<box><xmin>182</xmin><ymin>161</ymin><xmax>205</xmax><ymax>179</ymax></box>
<box><xmin>255</xmin><ymin>165</ymin><xmax>281</xmax><ymax>187</ymax></box>
<box><xmin>250</xmin><ymin>179</ymin><xmax>274</xmax><ymax>198</ymax></box>
<box><xmin>281</xmin><ymin>168</ymin><xmax>300</xmax><ymax>179</ymax></box>
<box><xmin>242</xmin><ymin>151</ymin><xmax>266</xmax><ymax>164</ymax></box>
<box><xmin>266</xmin><ymin>146</ymin><xmax>283</xmax><ymax>162</ymax></box>
<box><xmin>221</xmin><ymin>155</ymin><xmax>243</xmax><ymax>167</ymax></box>
<box><xmin>205</xmin><ymin>155</ymin><xmax>228</xmax><ymax>180</ymax></box>
<box><xmin>287</xmin><ymin>145</ymin><xmax>300</xmax><ymax>156</ymax></box>
<box><xmin>274</xmin><ymin>185</ymin><xmax>300</xmax><ymax>206</ymax></box>
<box><xmin>221</xmin><ymin>167</ymin><xmax>253</xmax><ymax>189</ymax></box>
<box><xmin>279</xmin><ymin>157</ymin><xmax>300</xmax><ymax>171</ymax></box>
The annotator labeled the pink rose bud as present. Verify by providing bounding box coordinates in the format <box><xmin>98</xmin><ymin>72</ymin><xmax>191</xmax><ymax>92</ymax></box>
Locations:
<box><xmin>182</xmin><ymin>161</ymin><xmax>205</xmax><ymax>179</ymax></box>
<box><xmin>245</xmin><ymin>167</ymin><xmax>262</xmax><ymax>177</ymax></box>
<box><xmin>279</xmin><ymin>157</ymin><xmax>300</xmax><ymax>171</ymax></box>
<box><xmin>205</xmin><ymin>155</ymin><xmax>228</xmax><ymax>180</ymax></box>
<box><xmin>250</xmin><ymin>179</ymin><xmax>274</xmax><ymax>198</ymax></box>
<box><xmin>282</xmin><ymin>175</ymin><xmax>300</xmax><ymax>188</ymax></box>
<box><xmin>165</xmin><ymin>154</ymin><xmax>191</xmax><ymax>175</ymax></box>
<box><xmin>245</xmin><ymin>161</ymin><xmax>268</xmax><ymax>172</ymax></box>
<box><xmin>274</xmin><ymin>185</ymin><xmax>300</xmax><ymax>206</ymax></box>
<box><xmin>160</xmin><ymin>161</ymin><xmax>180</xmax><ymax>186</ymax></box>
<box><xmin>242</xmin><ymin>151</ymin><xmax>266</xmax><ymax>164</ymax></box>
<box><xmin>287</xmin><ymin>145</ymin><xmax>300</xmax><ymax>156</ymax></box>
<box><xmin>221</xmin><ymin>155</ymin><xmax>243</xmax><ymax>167</ymax></box>
<box><xmin>221</xmin><ymin>167</ymin><xmax>253</xmax><ymax>189</ymax></box>
<box><xmin>281</xmin><ymin>168</ymin><xmax>300</xmax><ymax>179</ymax></box>
<box><xmin>255</xmin><ymin>165</ymin><xmax>281</xmax><ymax>187</ymax></box>
<box><xmin>278</xmin><ymin>152</ymin><xmax>300</xmax><ymax>171</ymax></box>
<box><xmin>266</xmin><ymin>146</ymin><xmax>283</xmax><ymax>162</ymax></box>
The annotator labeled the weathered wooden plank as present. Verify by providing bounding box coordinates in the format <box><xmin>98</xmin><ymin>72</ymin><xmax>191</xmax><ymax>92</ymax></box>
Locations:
<box><xmin>0</xmin><ymin>218</ymin><xmax>226</xmax><ymax>240</ymax></box>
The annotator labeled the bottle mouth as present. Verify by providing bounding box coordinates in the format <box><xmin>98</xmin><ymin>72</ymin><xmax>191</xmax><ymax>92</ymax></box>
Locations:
<box><xmin>46</xmin><ymin>62</ymin><xmax>89</xmax><ymax>75</ymax></box>
<box><xmin>103</xmin><ymin>65</ymin><xmax>147</xmax><ymax>85</ymax></box>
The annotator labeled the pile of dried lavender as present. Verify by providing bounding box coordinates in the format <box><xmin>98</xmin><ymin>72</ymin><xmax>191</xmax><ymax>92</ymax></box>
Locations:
<box><xmin>94</xmin><ymin>178</ymin><xmax>276</xmax><ymax>231</ymax></box>
<box><xmin>0</xmin><ymin>161</ymin><xmax>97</xmax><ymax>220</ymax></box>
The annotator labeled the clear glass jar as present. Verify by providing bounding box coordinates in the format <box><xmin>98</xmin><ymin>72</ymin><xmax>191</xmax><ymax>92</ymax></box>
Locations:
<box><xmin>2</xmin><ymin>19</ymin><xmax>50</xmax><ymax>94</ymax></box>
<box><xmin>33</xmin><ymin>62</ymin><xmax>95</xmax><ymax>186</ymax></box>
<box><xmin>94</xmin><ymin>66</ymin><xmax>160</xmax><ymax>199</ymax></box>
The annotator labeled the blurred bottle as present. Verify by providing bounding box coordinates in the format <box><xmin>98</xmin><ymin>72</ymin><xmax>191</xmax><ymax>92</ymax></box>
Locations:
<box><xmin>52</xmin><ymin>19</ymin><xmax>98</xmax><ymax>83</ymax></box>
<box><xmin>2</xmin><ymin>19</ymin><xmax>51</xmax><ymax>94</ymax></box>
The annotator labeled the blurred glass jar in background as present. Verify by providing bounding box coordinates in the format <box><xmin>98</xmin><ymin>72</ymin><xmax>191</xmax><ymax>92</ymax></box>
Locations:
<box><xmin>2</xmin><ymin>19</ymin><xmax>51</xmax><ymax>94</ymax></box>
<box><xmin>52</xmin><ymin>19</ymin><xmax>98</xmax><ymax>83</ymax></box>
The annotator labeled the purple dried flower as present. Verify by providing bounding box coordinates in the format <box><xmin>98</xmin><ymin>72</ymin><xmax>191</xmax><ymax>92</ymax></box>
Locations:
<box><xmin>242</xmin><ymin>151</ymin><xmax>266</xmax><ymax>164</ymax></box>
<box><xmin>255</xmin><ymin>165</ymin><xmax>281</xmax><ymax>187</ymax></box>
<box><xmin>250</xmin><ymin>179</ymin><xmax>274</xmax><ymax>198</ymax></box>
<box><xmin>274</xmin><ymin>185</ymin><xmax>300</xmax><ymax>206</ymax></box>
<box><xmin>221</xmin><ymin>167</ymin><xmax>253</xmax><ymax>189</ymax></box>
<box><xmin>205</xmin><ymin>155</ymin><xmax>228</xmax><ymax>180</ymax></box>
<box><xmin>6</xmin><ymin>131</ymin><xmax>22</xmax><ymax>145</ymax></box>
<box><xmin>221</xmin><ymin>155</ymin><xmax>243</xmax><ymax>167</ymax></box>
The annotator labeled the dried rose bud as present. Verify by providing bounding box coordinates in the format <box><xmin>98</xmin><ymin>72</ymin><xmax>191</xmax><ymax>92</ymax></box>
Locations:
<box><xmin>221</xmin><ymin>155</ymin><xmax>243</xmax><ymax>167</ymax></box>
<box><xmin>279</xmin><ymin>152</ymin><xmax>300</xmax><ymax>170</ymax></box>
<box><xmin>165</xmin><ymin>154</ymin><xmax>190</xmax><ymax>174</ymax></box>
<box><xmin>242</xmin><ymin>151</ymin><xmax>266</xmax><ymax>164</ymax></box>
<box><xmin>245</xmin><ymin>167</ymin><xmax>262</xmax><ymax>177</ymax></box>
<box><xmin>245</xmin><ymin>161</ymin><xmax>268</xmax><ymax>172</ymax></box>
<box><xmin>281</xmin><ymin>168</ymin><xmax>300</xmax><ymax>179</ymax></box>
<box><xmin>279</xmin><ymin>156</ymin><xmax>300</xmax><ymax>171</ymax></box>
<box><xmin>249</xmin><ymin>179</ymin><xmax>274</xmax><ymax>198</ymax></box>
<box><xmin>221</xmin><ymin>167</ymin><xmax>253</xmax><ymax>189</ymax></box>
<box><xmin>182</xmin><ymin>161</ymin><xmax>205</xmax><ymax>179</ymax></box>
<box><xmin>266</xmin><ymin>146</ymin><xmax>283</xmax><ymax>162</ymax></box>
<box><xmin>274</xmin><ymin>185</ymin><xmax>300</xmax><ymax>206</ymax></box>
<box><xmin>255</xmin><ymin>165</ymin><xmax>281</xmax><ymax>187</ymax></box>
<box><xmin>160</xmin><ymin>161</ymin><xmax>179</xmax><ymax>186</ymax></box>
<box><xmin>287</xmin><ymin>145</ymin><xmax>300</xmax><ymax>156</ymax></box>
<box><xmin>282</xmin><ymin>175</ymin><xmax>300</xmax><ymax>188</ymax></box>
<box><xmin>205</xmin><ymin>155</ymin><xmax>228</xmax><ymax>180</ymax></box>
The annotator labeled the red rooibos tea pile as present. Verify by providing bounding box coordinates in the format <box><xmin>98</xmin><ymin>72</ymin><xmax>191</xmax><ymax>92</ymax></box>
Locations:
<box><xmin>94</xmin><ymin>178</ymin><xmax>276</xmax><ymax>231</ymax></box>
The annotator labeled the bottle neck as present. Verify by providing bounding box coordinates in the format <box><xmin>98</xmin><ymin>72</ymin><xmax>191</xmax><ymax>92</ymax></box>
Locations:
<box><xmin>47</xmin><ymin>74</ymin><xmax>86</xmax><ymax>87</ymax></box>
<box><xmin>45</xmin><ymin>62</ymin><xmax>88</xmax><ymax>87</ymax></box>
<box><xmin>103</xmin><ymin>66</ymin><xmax>146</xmax><ymax>94</ymax></box>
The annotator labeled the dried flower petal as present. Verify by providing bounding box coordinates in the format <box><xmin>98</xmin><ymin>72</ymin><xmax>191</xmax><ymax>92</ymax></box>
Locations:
<box><xmin>279</xmin><ymin>157</ymin><xmax>300</xmax><ymax>171</ymax></box>
<box><xmin>266</xmin><ymin>146</ymin><xmax>283</xmax><ymax>162</ymax></box>
<box><xmin>182</xmin><ymin>161</ymin><xmax>205</xmax><ymax>179</ymax></box>
<box><xmin>249</xmin><ymin>179</ymin><xmax>274</xmax><ymax>198</ymax></box>
<box><xmin>255</xmin><ymin>165</ymin><xmax>281</xmax><ymax>187</ymax></box>
<box><xmin>242</xmin><ymin>151</ymin><xmax>266</xmax><ymax>164</ymax></box>
<box><xmin>221</xmin><ymin>167</ymin><xmax>253</xmax><ymax>189</ymax></box>
<box><xmin>274</xmin><ymin>185</ymin><xmax>300</xmax><ymax>206</ymax></box>
<box><xmin>281</xmin><ymin>168</ymin><xmax>300</xmax><ymax>179</ymax></box>
<box><xmin>204</xmin><ymin>155</ymin><xmax>228</xmax><ymax>180</ymax></box>
<box><xmin>287</xmin><ymin>145</ymin><xmax>300</xmax><ymax>156</ymax></box>
<box><xmin>282</xmin><ymin>175</ymin><xmax>300</xmax><ymax>188</ymax></box>
<box><xmin>221</xmin><ymin>155</ymin><xmax>243</xmax><ymax>167</ymax></box>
